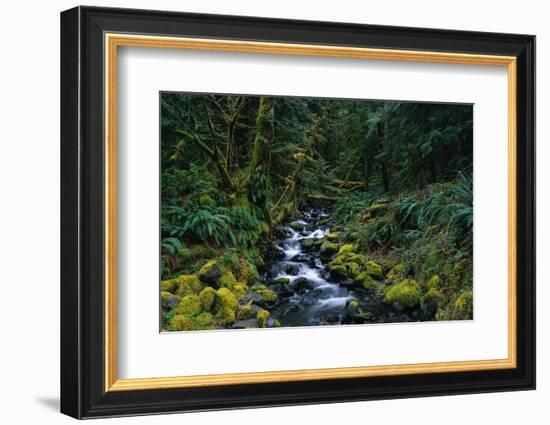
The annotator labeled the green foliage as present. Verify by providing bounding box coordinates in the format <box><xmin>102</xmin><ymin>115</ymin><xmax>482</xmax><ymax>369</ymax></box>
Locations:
<box><xmin>333</xmin><ymin>191</ymin><xmax>376</xmax><ymax>223</ymax></box>
<box><xmin>164</xmin><ymin>204</ymin><xmax>235</xmax><ymax>246</ymax></box>
<box><xmin>160</xmin><ymin>237</ymin><xmax>183</xmax><ymax>255</ymax></box>
<box><xmin>159</xmin><ymin>92</ymin><xmax>473</xmax><ymax>330</ymax></box>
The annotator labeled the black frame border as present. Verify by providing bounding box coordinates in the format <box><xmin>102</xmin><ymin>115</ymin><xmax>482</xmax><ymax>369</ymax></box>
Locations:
<box><xmin>60</xmin><ymin>6</ymin><xmax>535</xmax><ymax>419</ymax></box>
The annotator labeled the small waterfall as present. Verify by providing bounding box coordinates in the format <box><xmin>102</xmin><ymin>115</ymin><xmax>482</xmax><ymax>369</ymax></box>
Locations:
<box><xmin>266</xmin><ymin>207</ymin><xmax>355</xmax><ymax>327</ymax></box>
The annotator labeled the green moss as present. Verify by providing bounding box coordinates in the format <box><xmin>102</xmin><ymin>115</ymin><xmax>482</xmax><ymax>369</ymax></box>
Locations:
<box><xmin>194</xmin><ymin>312</ymin><xmax>214</xmax><ymax>329</ymax></box>
<box><xmin>346</xmin><ymin>262</ymin><xmax>361</xmax><ymax>278</ymax></box>
<box><xmin>253</xmin><ymin>286</ymin><xmax>277</xmax><ymax>303</ymax></box>
<box><xmin>384</xmin><ymin>279</ymin><xmax>421</xmax><ymax>308</ymax></box>
<box><xmin>169</xmin><ymin>314</ymin><xmax>194</xmax><ymax>331</ymax></box>
<box><xmin>363</xmin><ymin>277</ymin><xmax>377</xmax><ymax>292</ymax></box>
<box><xmin>365</xmin><ymin>261</ymin><xmax>383</xmax><ymax>280</ymax></box>
<box><xmin>325</xmin><ymin>232</ymin><xmax>340</xmax><ymax>242</ymax></box>
<box><xmin>427</xmin><ymin>275</ymin><xmax>441</xmax><ymax>290</ymax></box>
<box><xmin>219</xmin><ymin>271</ymin><xmax>237</xmax><ymax>289</ymax></box>
<box><xmin>236</xmin><ymin>258</ymin><xmax>259</xmax><ymax>284</ymax></box>
<box><xmin>160</xmin><ymin>279</ymin><xmax>178</xmax><ymax>293</ymax></box>
<box><xmin>174</xmin><ymin>274</ymin><xmax>202</xmax><ymax>296</ymax></box>
<box><xmin>198</xmin><ymin>193</ymin><xmax>214</xmax><ymax>206</ymax></box>
<box><xmin>174</xmin><ymin>294</ymin><xmax>202</xmax><ymax>316</ymax></box>
<box><xmin>329</xmin><ymin>264</ymin><xmax>348</xmax><ymax>280</ymax></box>
<box><xmin>289</xmin><ymin>221</ymin><xmax>303</xmax><ymax>230</ymax></box>
<box><xmin>269</xmin><ymin>277</ymin><xmax>290</xmax><ymax>285</ymax></box>
<box><xmin>236</xmin><ymin>303</ymin><xmax>254</xmax><ymax>320</ymax></box>
<box><xmin>331</xmin><ymin>252</ymin><xmax>366</xmax><ymax>267</ymax></box>
<box><xmin>349</xmin><ymin>231</ymin><xmax>362</xmax><ymax>241</ymax></box>
<box><xmin>359</xmin><ymin>202</ymin><xmax>390</xmax><ymax>222</ymax></box>
<box><xmin>422</xmin><ymin>286</ymin><xmax>443</xmax><ymax>314</ymax></box>
<box><xmin>386</xmin><ymin>263</ymin><xmax>405</xmax><ymax>281</ymax></box>
<box><xmin>320</xmin><ymin>241</ymin><xmax>339</xmax><ymax>254</ymax></box>
<box><xmin>169</xmin><ymin>312</ymin><xmax>214</xmax><ymax>331</ymax></box>
<box><xmin>198</xmin><ymin>287</ymin><xmax>216</xmax><ymax>311</ymax></box>
<box><xmin>454</xmin><ymin>290</ymin><xmax>473</xmax><ymax>320</ymax></box>
<box><xmin>160</xmin><ymin>291</ymin><xmax>180</xmax><ymax>308</ymax></box>
<box><xmin>260</xmin><ymin>222</ymin><xmax>271</xmax><ymax>236</ymax></box>
<box><xmin>349</xmin><ymin>300</ymin><xmax>359</xmax><ymax>309</ymax></box>
<box><xmin>198</xmin><ymin>260</ymin><xmax>221</xmax><ymax>284</ymax></box>
<box><xmin>219</xmin><ymin>306</ymin><xmax>236</xmax><ymax>324</ymax></box>
<box><xmin>302</xmin><ymin>238</ymin><xmax>315</xmax><ymax>250</ymax></box>
<box><xmin>257</xmin><ymin>309</ymin><xmax>271</xmax><ymax>328</ymax></box>
<box><xmin>231</xmin><ymin>283</ymin><xmax>249</xmax><ymax>300</ymax></box>
<box><xmin>214</xmin><ymin>288</ymin><xmax>238</xmax><ymax>324</ymax></box>
<box><xmin>354</xmin><ymin>272</ymin><xmax>376</xmax><ymax>293</ymax></box>
<box><xmin>338</xmin><ymin>244</ymin><xmax>354</xmax><ymax>255</ymax></box>
<box><xmin>214</xmin><ymin>287</ymin><xmax>238</xmax><ymax>311</ymax></box>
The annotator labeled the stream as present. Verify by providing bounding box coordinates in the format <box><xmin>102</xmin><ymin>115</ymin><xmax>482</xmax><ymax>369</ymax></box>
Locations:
<box><xmin>263</xmin><ymin>207</ymin><xmax>399</xmax><ymax>328</ymax></box>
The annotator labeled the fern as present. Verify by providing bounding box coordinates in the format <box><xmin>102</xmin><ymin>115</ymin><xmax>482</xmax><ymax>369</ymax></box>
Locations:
<box><xmin>161</xmin><ymin>237</ymin><xmax>183</xmax><ymax>255</ymax></box>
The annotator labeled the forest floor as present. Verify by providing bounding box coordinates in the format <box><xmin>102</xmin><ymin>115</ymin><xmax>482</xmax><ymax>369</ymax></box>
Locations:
<box><xmin>161</xmin><ymin>184</ymin><xmax>473</xmax><ymax>332</ymax></box>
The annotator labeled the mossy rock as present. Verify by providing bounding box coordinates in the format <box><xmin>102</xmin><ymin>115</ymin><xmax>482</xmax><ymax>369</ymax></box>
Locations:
<box><xmin>198</xmin><ymin>287</ymin><xmax>216</xmax><ymax>311</ymax></box>
<box><xmin>320</xmin><ymin>241</ymin><xmax>339</xmax><ymax>255</ymax></box>
<box><xmin>219</xmin><ymin>271</ymin><xmax>237</xmax><ymax>289</ymax></box>
<box><xmin>257</xmin><ymin>309</ymin><xmax>271</xmax><ymax>328</ymax></box>
<box><xmin>338</xmin><ymin>244</ymin><xmax>354</xmax><ymax>255</ymax></box>
<box><xmin>362</xmin><ymin>277</ymin><xmax>377</xmax><ymax>293</ymax></box>
<box><xmin>194</xmin><ymin>312</ymin><xmax>214</xmax><ymax>329</ymax></box>
<box><xmin>354</xmin><ymin>272</ymin><xmax>377</xmax><ymax>293</ymax></box>
<box><xmin>169</xmin><ymin>312</ymin><xmax>214</xmax><ymax>331</ymax></box>
<box><xmin>174</xmin><ymin>274</ymin><xmax>202</xmax><ymax>296</ymax></box>
<box><xmin>219</xmin><ymin>306</ymin><xmax>236</xmax><ymax>325</ymax></box>
<box><xmin>236</xmin><ymin>258</ymin><xmax>259</xmax><ymax>284</ymax></box>
<box><xmin>346</xmin><ymin>262</ymin><xmax>361</xmax><ymax>278</ymax></box>
<box><xmin>386</xmin><ymin>263</ymin><xmax>405</xmax><ymax>281</ymax></box>
<box><xmin>160</xmin><ymin>291</ymin><xmax>180</xmax><ymax>309</ymax></box>
<box><xmin>169</xmin><ymin>314</ymin><xmax>194</xmax><ymax>331</ymax></box>
<box><xmin>365</xmin><ymin>261</ymin><xmax>383</xmax><ymax>280</ymax></box>
<box><xmin>329</xmin><ymin>264</ymin><xmax>348</xmax><ymax>280</ymax></box>
<box><xmin>427</xmin><ymin>275</ymin><xmax>441</xmax><ymax>290</ymax></box>
<box><xmin>174</xmin><ymin>294</ymin><xmax>202</xmax><ymax>316</ymax></box>
<box><xmin>236</xmin><ymin>303</ymin><xmax>254</xmax><ymax>320</ymax></box>
<box><xmin>214</xmin><ymin>287</ymin><xmax>238</xmax><ymax>312</ymax></box>
<box><xmin>454</xmin><ymin>290</ymin><xmax>473</xmax><ymax>320</ymax></box>
<box><xmin>325</xmin><ymin>232</ymin><xmax>340</xmax><ymax>242</ymax></box>
<box><xmin>421</xmin><ymin>287</ymin><xmax>443</xmax><ymax>317</ymax></box>
<box><xmin>253</xmin><ymin>287</ymin><xmax>277</xmax><ymax>303</ymax></box>
<box><xmin>268</xmin><ymin>277</ymin><xmax>290</xmax><ymax>285</ymax></box>
<box><xmin>214</xmin><ymin>288</ymin><xmax>238</xmax><ymax>324</ymax></box>
<box><xmin>160</xmin><ymin>279</ymin><xmax>178</xmax><ymax>293</ymax></box>
<box><xmin>231</xmin><ymin>283</ymin><xmax>249</xmax><ymax>300</ymax></box>
<box><xmin>301</xmin><ymin>238</ymin><xmax>316</xmax><ymax>251</ymax></box>
<box><xmin>289</xmin><ymin>221</ymin><xmax>303</xmax><ymax>230</ymax></box>
<box><xmin>384</xmin><ymin>279</ymin><xmax>421</xmax><ymax>309</ymax></box>
<box><xmin>331</xmin><ymin>252</ymin><xmax>367</xmax><ymax>267</ymax></box>
<box><xmin>198</xmin><ymin>260</ymin><xmax>221</xmax><ymax>284</ymax></box>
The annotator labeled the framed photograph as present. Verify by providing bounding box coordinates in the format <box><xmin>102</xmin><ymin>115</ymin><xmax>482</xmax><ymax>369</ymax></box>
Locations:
<box><xmin>60</xmin><ymin>6</ymin><xmax>535</xmax><ymax>419</ymax></box>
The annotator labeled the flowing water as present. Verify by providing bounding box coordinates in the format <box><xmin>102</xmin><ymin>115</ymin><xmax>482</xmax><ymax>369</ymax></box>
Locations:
<box><xmin>265</xmin><ymin>208</ymin><xmax>358</xmax><ymax>327</ymax></box>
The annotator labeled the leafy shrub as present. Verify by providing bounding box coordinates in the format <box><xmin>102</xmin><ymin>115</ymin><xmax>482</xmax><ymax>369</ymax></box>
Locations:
<box><xmin>163</xmin><ymin>204</ymin><xmax>235</xmax><ymax>246</ymax></box>
<box><xmin>333</xmin><ymin>191</ymin><xmax>376</xmax><ymax>223</ymax></box>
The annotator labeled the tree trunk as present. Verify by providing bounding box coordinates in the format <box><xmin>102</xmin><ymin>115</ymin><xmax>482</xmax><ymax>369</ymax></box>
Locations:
<box><xmin>249</xmin><ymin>97</ymin><xmax>274</xmax><ymax>175</ymax></box>
<box><xmin>248</xmin><ymin>97</ymin><xmax>275</xmax><ymax>226</ymax></box>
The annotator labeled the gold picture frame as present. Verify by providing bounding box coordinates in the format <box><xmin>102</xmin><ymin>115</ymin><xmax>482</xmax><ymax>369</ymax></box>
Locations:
<box><xmin>104</xmin><ymin>33</ymin><xmax>517</xmax><ymax>392</ymax></box>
